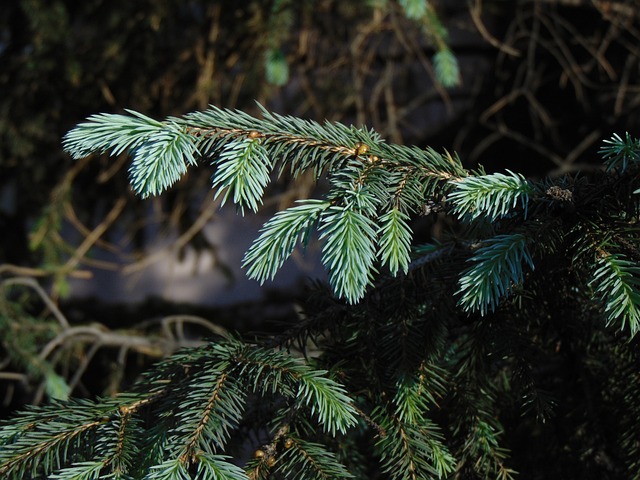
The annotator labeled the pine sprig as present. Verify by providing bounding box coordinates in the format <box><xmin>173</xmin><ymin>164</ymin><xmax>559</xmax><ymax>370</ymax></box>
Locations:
<box><xmin>48</xmin><ymin>461</ymin><xmax>105</xmax><ymax>480</ymax></box>
<box><xmin>385</xmin><ymin>370</ymin><xmax>455</xmax><ymax>479</ymax></box>
<box><xmin>377</xmin><ymin>208</ymin><xmax>412</xmax><ymax>276</ymax></box>
<box><xmin>62</xmin><ymin>105</ymin><xmax>468</xmax><ymax>303</ymax></box>
<box><xmin>457</xmin><ymin>233</ymin><xmax>534</xmax><ymax>314</ymax></box>
<box><xmin>0</xmin><ymin>340</ymin><xmax>360</xmax><ymax>478</ymax></box>
<box><xmin>243</xmin><ymin>199</ymin><xmax>330</xmax><ymax>282</ymax></box>
<box><xmin>599</xmin><ymin>132</ymin><xmax>640</xmax><ymax>172</ymax></box>
<box><xmin>590</xmin><ymin>252</ymin><xmax>640</xmax><ymax>336</ymax></box>
<box><xmin>393</xmin><ymin>367</ymin><xmax>447</xmax><ymax>425</ymax></box>
<box><xmin>62</xmin><ymin>110</ymin><xmax>164</xmax><ymax>160</ymax></box>
<box><xmin>129</xmin><ymin>123</ymin><xmax>198</xmax><ymax>198</ymax></box>
<box><xmin>212</xmin><ymin>138</ymin><xmax>271</xmax><ymax>214</ymax></box>
<box><xmin>0</xmin><ymin>400</ymin><xmax>109</xmax><ymax>478</ymax></box>
<box><xmin>374</xmin><ymin>408</ymin><xmax>455</xmax><ymax>480</ymax></box>
<box><xmin>184</xmin><ymin>104</ymin><xmax>380</xmax><ymax>179</ymax></box>
<box><xmin>277</xmin><ymin>438</ymin><xmax>353</xmax><ymax>480</ymax></box>
<box><xmin>458</xmin><ymin>418</ymin><xmax>516</xmax><ymax>480</ymax></box>
<box><xmin>169</xmin><ymin>368</ymin><xmax>245</xmax><ymax>459</ymax></box>
<box><xmin>433</xmin><ymin>48</ymin><xmax>460</xmax><ymax>88</ymax></box>
<box><xmin>448</xmin><ymin>170</ymin><xmax>532</xmax><ymax>222</ymax></box>
<box><xmin>319</xmin><ymin>204</ymin><xmax>378</xmax><ymax>304</ymax></box>
<box><xmin>62</xmin><ymin>111</ymin><xmax>198</xmax><ymax>198</ymax></box>
<box><xmin>226</xmin><ymin>343</ymin><xmax>358</xmax><ymax>435</ymax></box>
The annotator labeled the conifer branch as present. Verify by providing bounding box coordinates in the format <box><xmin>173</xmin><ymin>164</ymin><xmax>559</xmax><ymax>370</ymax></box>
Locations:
<box><xmin>448</xmin><ymin>170</ymin><xmax>532</xmax><ymax>222</ymax></box>
<box><xmin>457</xmin><ymin>418</ymin><xmax>516</xmax><ymax>480</ymax></box>
<box><xmin>278</xmin><ymin>438</ymin><xmax>353</xmax><ymax>480</ymax></box>
<box><xmin>599</xmin><ymin>132</ymin><xmax>640</xmax><ymax>172</ymax></box>
<box><xmin>212</xmin><ymin>138</ymin><xmax>271</xmax><ymax>214</ymax></box>
<box><xmin>378</xmin><ymin>208</ymin><xmax>412</xmax><ymax>276</ymax></box>
<box><xmin>62</xmin><ymin>105</ymin><xmax>466</xmax><ymax>303</ymax></box>
<box><xmin>457</xmin><ymin>233</ymin><xmax>534</xmax><ymax>315</ymax></box>
<box><xmin>319</xmin><ymin>203</ymin><xmax>378</xmax><ymax>304</ymax></box>
<box><xmin>242</xmin><ymin>199</ymin><xmax>330</xmax><ymax>282</ymax></box>
<box><xmin>590</xmin><ymin>251</ymin><xmax>640</xmax><ymax>336</ymax></box>
<box><xmin>375</xmin><ymin>408</ymin><xmax>455</xmax><ymax>480</ymax></box>
<box><xmin>53</xmin><ymin>100</ymin><xmax>640</xmax><ymax>478</ymax></box>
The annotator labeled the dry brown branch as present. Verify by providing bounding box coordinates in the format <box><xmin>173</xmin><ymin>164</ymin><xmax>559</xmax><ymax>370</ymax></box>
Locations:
<box><xmin>469</xmin><ymin>0</ymin><xmax>521</xmax><ymax>57</ymax></box>
<box><xmin>0</xmin><ymin>264</ymin><xmax>92</xmax><ymax>279</ymax></box>
<box><xmin>62</xmin><ymin>196</ymin><xmax>128</xmax><ymax>275</ymax></box>
<box><xmin>64</xmin><ymin>202</ymin><xmax>122</xmax><ymax>256</ymax></box>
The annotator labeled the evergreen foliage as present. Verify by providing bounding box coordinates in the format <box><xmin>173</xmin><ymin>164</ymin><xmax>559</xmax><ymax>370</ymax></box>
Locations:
<box><xmin>2</xmin><ymin>105</ymin><xmax>640</xmax><ymax>478</ymax></box>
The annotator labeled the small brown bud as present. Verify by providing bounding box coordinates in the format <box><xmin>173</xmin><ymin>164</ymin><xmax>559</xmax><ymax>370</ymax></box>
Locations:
<box><xmin>284</xmin><ymin>438</ymin><xmax>294</xmax><ymax>449</ymax></box>
<box><xmin>254</xmin><ymin>449</ymin><xmax>265</xmax><ymax>459</ymax></box>
<box><xmin>248</xmin><ymin>130</ymin><xmax>262</xmax><ymax>139</ymax></box>
<box><xmin>267</xmin><ymin>456</ymin><xmax>277</xmax><ymax>467</ymax></box>
<box><xmin>354</xmin><ymin>142</ymin><xmax>369</xmax><ymax>156</ymax></box>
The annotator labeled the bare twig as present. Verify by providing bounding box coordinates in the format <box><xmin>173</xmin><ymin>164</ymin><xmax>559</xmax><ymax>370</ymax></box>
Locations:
<box><xmin>1</xmin><ymin>277</ymin><xmax>70</xmax><ymax>328</ymax></box>
<box><xmin>469</xmin><ymin>0</ymin><xmax>521</xmax><ymax>57</ymax></box>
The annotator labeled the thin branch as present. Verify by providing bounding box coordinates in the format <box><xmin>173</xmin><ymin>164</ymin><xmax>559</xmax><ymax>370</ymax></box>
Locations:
<box><xmin>1</xmin><ymin>277</ymin><xmax>70</xmax><ymax>328</ymax></box>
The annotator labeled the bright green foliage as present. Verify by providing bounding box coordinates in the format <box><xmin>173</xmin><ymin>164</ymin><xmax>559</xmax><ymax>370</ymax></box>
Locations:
<box><xmin>377</xmin><ymin>208</ymin><xmax>412</xmax><ymax>275</ymax></box>
<box><xmin>62</xmin><ymin>105</ymin><xmax>466</xmax><ymax>303</ymax></box>
<box><xmin>591</xmin><ymin>253</ymin><xmax>640</xmax><ymax>336</ymax></box>
<box><xmin>457</xmin><ymin>234</ymin><xmax>534</xmax><ymax>314</ymax></box>
<box><xmin>243</xmin><ymin>199</ymin><xmax>330</xmax><ymax>281</ymax></box>
<box><xmin>448</xmin><ymin>170</ymin><xmax>532</xmax><ymax>222</ymax></box>
<box><xmin>212</xmin><ymin>138</ymin><xmax>271</xmax><ymax>214</ymax></box>
<box><xmin>433</xmin><ymin>48</ymin><xmax>460</xmax><ymax>88</ymax></box>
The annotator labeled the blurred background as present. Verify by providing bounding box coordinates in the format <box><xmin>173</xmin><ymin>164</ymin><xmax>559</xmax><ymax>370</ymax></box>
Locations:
<box><xmin>1</xmin><ymin>0</ymin><xmax>639</xmax><ymax>416</ymax></box>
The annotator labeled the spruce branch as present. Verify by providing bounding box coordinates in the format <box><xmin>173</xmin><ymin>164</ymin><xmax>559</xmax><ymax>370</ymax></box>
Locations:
<box><xmin>242</xmin><ymin>199</ymin><xmax>331</xmax><ymax>283</ymax></box>
<box><xmin>375</xmin><ymin>408</ymin><xmax>455</xmax><ymax>480</ymax></box>
<box><xmin>599</xmin><ymin>132</ymin><xmax>640</xmax><ymax>173</ymax></box>
<box><xmin>277</xmin><ymin>438</ymin><xmax>353</xmax><ymax>480</ymax></box>
<box><xmin>62</xmin><ymin>110</ymin><xmax>164</xmax><ymax>160</ymax></box>
<box><xmin>457</xmin><ymin>418</ymin><xmax>516</xmax><ymax>480</ymax></box>
<box><xmin>457</xmin><ymin>233</ymin><xmax>534</xmax><ymax>315</ymax></box>
<box><xmin>378</xmin><ymin>208</ymin><xmax>412</xmax><ymax>276</ymax></box>
<box><xmin>171</xmin><ymin>368</ymin><xmax>244</xmax><ymax>461</ymax></box>
<box><xmin>227</xmin><ymin>343</ymin><xmax>358</xmax><ymax>435</ymax></box>
<box><xmin>0</xmin><ymin>400</ymin><xmax>109</xmax><ymax>478</ymax></box>
<box><xmin>63</xmin><ymin>105</ymin><xmax>467</xmax><ymax>303</ymax></box>
<box><xmin>393</xmin><ymin>365</ymin><xmax>447</xmax><ymax>425</ymax></box>
<box><xmin>319</xmin><ymin>204</ymin><xmax>378</xmax><ymax>304</ymax></box>
<box><xmin>448</xmin><ymin>170</ymin><xmax>532</xmax><ymax>222</ymax></box>
<box><xmin>590</xmin><ymin>252</ymin><xmax>640</xmax><ymax>336</ymax></box>
<box><xmin>212</xmin><ymin>138</ymin><xmax>271</xmax><ymax>214</ymax></box>
<box><xmin>128</xmin><ymin>124</ymin><xmax>199</xmax><ymax>198</ymax></box>
<box><xmin>62</xmin><ymin>111</ymin><xmax>198</xmax><ymax>198</ymax></box>
<box><xmin>48</xmin><ymin>461</ymin><xmax>105</xmax><ymax>480</ymax></box>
